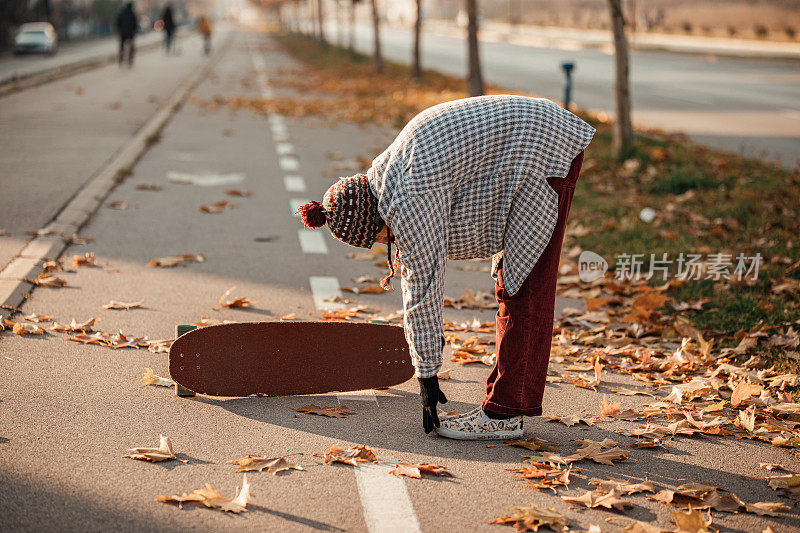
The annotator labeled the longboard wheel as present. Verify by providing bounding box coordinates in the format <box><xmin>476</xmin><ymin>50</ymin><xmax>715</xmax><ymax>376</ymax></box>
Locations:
<box><xmin>174</xmin><ymin>324</ymin><xmax>198</xmax><ymax>398</ymax></box>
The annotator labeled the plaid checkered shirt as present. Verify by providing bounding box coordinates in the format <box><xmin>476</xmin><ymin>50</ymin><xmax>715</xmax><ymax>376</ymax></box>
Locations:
<box><xmin>366</xmin><ymin>96</ymin><xmax>595</xmax><ymax>378</ymax></box>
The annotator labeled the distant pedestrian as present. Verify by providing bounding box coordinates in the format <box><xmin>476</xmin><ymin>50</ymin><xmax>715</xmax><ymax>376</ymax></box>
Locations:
<box><xmin>198</xmin><ymin>16</ymin><xmax>212</xmax><ymax>55</ymax></box>
<box><xmin>161</xmin><ymin>5</ymin><xmax>176</xmax><ymax>54</ymax></box>
<box><xmin>115</xmin><ymin>2</ymin><xmax>137</xmax><ymax>67</ymax></box>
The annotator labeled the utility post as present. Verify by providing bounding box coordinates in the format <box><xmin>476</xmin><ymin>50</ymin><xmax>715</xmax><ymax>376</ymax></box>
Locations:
<box><xmin>561</xmin><ymin>61</ymin><xmax>574</xmax><ymax>110</ymax></box>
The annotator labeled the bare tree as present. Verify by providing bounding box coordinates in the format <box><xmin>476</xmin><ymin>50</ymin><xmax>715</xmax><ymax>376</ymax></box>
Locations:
<box><xmin>317</xmin><ymin>0</ymin><xmax>327</xmax><ymax>45</ymax></box>
<box><xmin>412</xmin><ymin>0</ymin><xmax>423</xmax><ymax>79</ymax></box>
<box><xmin>349</xmin><ymin>0</ymin><xmax>356</xmax><ymax>53</ymax></box>
<box><xmin>371</xmin><ymin>0</ymin><xmax>383</xmax><ymax>72</ymax></box>
<box><xmin>466</xmin><ymin>0</ymin><xmax>484</xmax><ymax>96</ymax></box>
<box><xmin>608</xmin><ymin>0</ymin><xmax>633</xmax><ymax>156</ymax></box>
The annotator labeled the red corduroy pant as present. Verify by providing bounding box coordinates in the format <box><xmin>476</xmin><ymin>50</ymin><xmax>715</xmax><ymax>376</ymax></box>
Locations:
<box><xmin>483</xmin><ymin>151</ymin><xmax>584</xmax><ymax>417</ymax></box>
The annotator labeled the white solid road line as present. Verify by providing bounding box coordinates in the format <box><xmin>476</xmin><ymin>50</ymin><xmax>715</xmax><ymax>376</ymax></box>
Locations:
<box><xmin>355</xmin><ymin>462</ymin><xmax>423</xmax><ymax>533</ymax></box>
<box><xmin>290</xmin><ymin>198</ymin><xmax>310</xmax><ymax>215</ymax></box>
<box><xmin>298</xmin><ymin>229</ymin><xmax>329</xmax><ymax>254</ymax></box>
<box><xmin>284</xmin><ymin>175</ymin><xmax>307</xmax><ymax>192</ymax></box>
<box><xmin>309</xmin><ymin>276</ymin><xmax>345</xmax><ymax>311</ymax></box>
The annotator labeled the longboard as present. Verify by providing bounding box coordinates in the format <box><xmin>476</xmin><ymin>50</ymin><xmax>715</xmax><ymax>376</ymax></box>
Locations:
<box><xmin>169</xmin><ymin>322</ymin><xmax>413</xmax><ymax>397</ymax></box>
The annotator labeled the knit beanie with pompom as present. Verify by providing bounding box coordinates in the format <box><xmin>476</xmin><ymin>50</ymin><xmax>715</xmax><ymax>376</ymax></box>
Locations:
<box><xmin>298</xmin><ymin>174</ymin><xmax>398</xmax><ymax>290</ymax></box>
<box><xmin>297</xmin><ymin>174</ymin><xmax>383</xmax><ymax>249</ymax></box>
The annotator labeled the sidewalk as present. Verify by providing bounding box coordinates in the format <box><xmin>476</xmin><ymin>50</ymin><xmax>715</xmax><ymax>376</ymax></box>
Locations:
<box><xmin>1</xmin><ymin>28</ymin><xmax>798</xmax><ymax>532</ymax></box>
<box><xmin>427</xmin><ymin>19</ymin><xmax>800</xmax><ymax>60</ymax></box>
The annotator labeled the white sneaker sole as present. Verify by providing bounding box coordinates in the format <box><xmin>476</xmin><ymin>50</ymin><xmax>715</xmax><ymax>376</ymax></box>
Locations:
<box><xmin>435</xmin><ymin>426</ymin><xmax>524</xmax><ymax>441</ymax></box>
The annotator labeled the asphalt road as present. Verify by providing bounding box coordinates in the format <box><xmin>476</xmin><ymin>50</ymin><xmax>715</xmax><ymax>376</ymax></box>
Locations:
<box><xmin>339</xmin><ymin>21</ymin><xmax>800</xmax><ymax>169</ymax></box>
<box><xmin>1</xmin><ymin>26</ymin><xmax>797</xmax><ymax>532</ymax></box>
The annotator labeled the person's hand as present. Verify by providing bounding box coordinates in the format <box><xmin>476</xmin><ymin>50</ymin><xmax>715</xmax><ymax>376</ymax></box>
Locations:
<box><xmin>418</xmin><ymin>376</ymin><xmax>448</xmax><ymax>434</ymax></box>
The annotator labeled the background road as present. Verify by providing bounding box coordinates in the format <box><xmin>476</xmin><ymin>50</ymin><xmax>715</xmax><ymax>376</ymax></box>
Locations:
<box><xmin>1</xmin><ymin>23</ymin><xmax>797</xmax><ymax>532</ymax></box>
<box><xmin>338</xmin><ymin>21</ymin><xmax>800</xmax><ymax>169</ymax></box>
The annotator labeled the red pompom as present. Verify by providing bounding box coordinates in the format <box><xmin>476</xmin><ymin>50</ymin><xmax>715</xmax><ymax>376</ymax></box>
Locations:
<box><xmin>297</xmin><ymin>201</ymin><xmax>327</xmax><ymax>229</ymax></box>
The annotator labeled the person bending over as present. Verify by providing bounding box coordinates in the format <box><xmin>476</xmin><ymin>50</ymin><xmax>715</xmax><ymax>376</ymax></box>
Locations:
<box><xmin>298</xmin><ymin>95</ymin><xmax>595</xmax><ymax>440</ymax></box>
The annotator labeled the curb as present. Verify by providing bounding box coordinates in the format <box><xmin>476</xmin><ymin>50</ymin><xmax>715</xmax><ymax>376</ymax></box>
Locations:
<box><xmin>0</xmin><ymin>34</ymin><xmax>231</xmax><ymax>319</ymax></box>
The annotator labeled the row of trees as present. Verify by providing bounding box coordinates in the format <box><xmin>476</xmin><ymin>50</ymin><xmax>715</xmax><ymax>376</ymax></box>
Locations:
<box><xmin>280</xmin><ymin>0</ymin><xmax>632</xmax><ymax>156</ymax></box>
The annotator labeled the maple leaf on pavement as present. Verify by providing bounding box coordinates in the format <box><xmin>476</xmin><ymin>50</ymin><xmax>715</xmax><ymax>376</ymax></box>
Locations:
<box><xmin>103</xmin><ymin>299</ymin><xmax>145</xmax><ymax>310</ymax></box>
<box><xmin>200</xmin><ymin>200</ymin><xmax>236</xmax><ymax>213</ymax></box>
<box><xmin>601</xmin><ymin>394</ymin><xmax>621</xmax><ymax>416</ymax></box>
<box><xmin>228</xmin><ymin>453</ymin><xmax>304</xmax><ymax>474</ymax></box>
<box><xmin>669</xmin><ymin>507</ymin><xmax>711</xmax><ymax>533</ymax></box>
<box><xmin>11</xmin><ymin>322</ymin><xmax>46</xmax><ymax>335</ymax></box>
<box><xmin>389</xmin><ymin>462</ymin><xmax>451</xmax><ymax>478</ymax></box>
<box><xmin>562</xmin><ymin>488</ymin><xmax>633</xmax><ymax>511</ymax></box>
<box><xmin>226</xmin><ymin>188</ymin><xmax>253</xmax><ymax>197</ymax></box>
<box><xmin>51</xmin><ymin>317</ymin><xmax>100</xmax><ymax>333</ymax></box>
<box><xmin>489</xmin><ymin>504</ymin><xmax>568</xmax><ymax>532</ymax></box>
<box><xmin>156</xmin><ymin>474</ymin><xmax>252</xmax><ymax>513</ymax></box>
<box><xmin>319</xmin><ymin>444</ymin><xmax>377</xmax><ymax>466</ymax></box>
<box><xmin>745</xmin><ymin>501</ymin><xmax>791</xmax><ymax>516</ymax></box>
<box><xmin>546</xmin><ymin>414</ymin><xmax>597</xmax><ymax>427</ymax></box>
<box><xmin>140</xmin><ymin>368</ymin><xmax>174</xmax><ymax>387</ymax></box>
<box><xmin>215</xmin><ymin>286</ymin><xmax>256</xmax><ymax>309</ymax></box>
<box><xmin>33</xmin><ymin>272</ymin><xmax>67</xmax><ymax>287</ymax></box>
<box><xmin>72</xmin><ymin>252</ymin><xmax>96</xmax><ymax>267</ymax></box>
<box><xmin>124</xmin><ymin>434</ymin><xmax>187</xmax><ymax>463</ymax></box>
<box><xmin>22</xmin><ymin>313</ymin><xmax>53</xmax><ymax>322</ymax></box>
<box><xmin>486</xmin><ymin>437</ymin><xmax>558</xmax><ymax>452</ymax></box>
<box><xmin>294</xmin><ymin>404</ymin><xmax>356</xmax><ymax>418</ymax></box>
<box><xmin>591</xmin><ymin>478</ymin><xmax>656</xmax><ymax>495</ymax></box>
<box><xmin>565</xmin><ymin>439</ymin><xmax>630</xmax><ymax>465</ymax></box>
<box><xmin>148</xmin><ymin>254</ymin><xmax>205</xmax><ymax>267</ymax></box>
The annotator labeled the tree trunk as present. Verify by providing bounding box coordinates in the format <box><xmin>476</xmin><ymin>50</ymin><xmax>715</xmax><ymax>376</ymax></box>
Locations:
<box><xmin>371</xmin><ymin>0</ymin><xmax>383</xmax><ymax>73</ymax></box>
<box><xmin>412</xmin><ymin>0</ymin><xmax>422</xmax><ymax>79</ymax></box>
<box><xmin>608</xmin><ymin>0</ymin><xmax>633</xmax><ymax>156</ymax></box>
<box><xmin>466</xmin><ymin>0</ymin><xmax>484</xmax><ymax>96</ymax></box>
<box><xmin>349</xmin><ymin>0</ymin><xmax>356</xmax><ymax>53</ymax></box>
<box><xmin>317</xmin><ymin>0</ymin><xmax>326</xmax><ymax>45</ymax></box>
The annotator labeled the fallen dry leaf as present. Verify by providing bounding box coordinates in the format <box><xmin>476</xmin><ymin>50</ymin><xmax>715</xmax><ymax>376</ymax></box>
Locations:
<box><xmin>489</xmin><ymin>504</ymin><xmax>568</xmax><ymax>532</ymax></box>
<box><xmin>72</xmin><ymin>252</ymin><xmax>95</xmax><ymax>267</ymax></box>
<box><xmin>216</xmin><ymin>286</ymin><xmax>256</xmax><ymax>309</ymax></box>
<box><xmin>12</xmin><ymin>322</ymin><xmax>46</xmax><ymax>335</ymax></box>
<box><xmin>565</xmin><ymin>439</ymin><xmax>629</xmax><ymax>465</ymax></box>
<box><xmin>103</xmin><ymin>299</ymin><xmax>145</xmax><ymax>310</ymax></box>
<box><xmin>669</xmin><ymin>507</ymin><xmax>711</xmax><ymax>533</ymax></box>
<box><xmin>156</xmin><ymin>474</ymin><xmax>251</xmax><ymax>513</ymax></box>
<box><xmin>759</xmin><ymin>463</ymin><xmax>784</xmax><ymax>471</ymax></box>
<box><xmin>546</xmin><ymin>414</ymin><xmax>597</xmax><ymax>427</ymax></box>
<box><xmin>601</xmin><ymin>394</ymin><xmax>622</xmax><ymax>417</ymax></box>
<box><xmin>562</xmin><ymin>488</ymin><xmax>633</xmax><ymax>511</ymax></box>
<box><xmin>33</xmin><ymin>272</ymin><xmax>67</xmax><ymax>287</ymax></box>
<box><xmin>342</xmin><ymin>284</ymin><xmax>385</xmax><ymax>295</ymax></box>
<box><xmin>320</xmin><ymin>444</ymin><xmax>377</xmax><ymax>466</ymax></box>
<box><xmin>226</xmin><ymin>189</ymin><xmax>252</xmax><ymax>197</ymax></box>
<box><xmin>294</xmin><ymin>404</ymin><xmax>355</xmax><ymax>418</ymax></box>
<box><xmin>107</xmin><ymin>200</ymin><xmax>129</xmax><ymax>210</ymax></box>
<box><xmin>135</xmin><ymin>183</ymin><xmax>162</xmax><ymax>191</ymax></box>
<box><xmin>200</xmin><ymin>200</ymin><xmax>236</xmax><ymax>213</ymax></box>
<box><xmin>148</xmin><ymin>254</ymin><xmax>205</xmax><ymax>267</ymax></box>
<box><xmin>486</xmin><ymin>437</ymin><xmax>558</xmax><ymax>453</ymax></box>
<box><xmin>745</xmin><ymin>501</ymin><xmax>791</xmax><ymax>516</ymax></box>
<box><xmin>124</xmin><ymin>434</ymin><xmax>187</xmax><ymax>463</ymax></box>
<box><xmin>228</xmin><ymin>453</ymin><xmax>304</xmax><ymax>474</ymax></box>
<box><xmin>22</xmin><ymin>313</ymin><xmax>53</xmax><ymax>322</ymax></box>
<box><xmin>388</xmin><ymin>462</ymin><xmax>451</xmax><ymax>478</ymax></box>
<box><xmin>437</xmin><ymin>368</ymin><xmax>454</xmax><ymax>380</ymax></box>
<box><xmin>591</xmin><ymin>478</ymin><xmax>656</xmax><ymax>495</ymax></box>
<box><xmin>140</xmin><ymin>368</ymin><xmax>174</xmax><ymax>387</ymax></box>
<box><xmin>51</xmin><ymin>317</ymin><xmax>99</xmax><ymax>333</ymax></box>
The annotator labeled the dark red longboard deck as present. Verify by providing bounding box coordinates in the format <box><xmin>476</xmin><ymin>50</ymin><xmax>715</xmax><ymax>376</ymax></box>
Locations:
<box><xmin>169</xmin><ymin>322</ymin><xmax>413</xmax><ymax>397</ymax></box>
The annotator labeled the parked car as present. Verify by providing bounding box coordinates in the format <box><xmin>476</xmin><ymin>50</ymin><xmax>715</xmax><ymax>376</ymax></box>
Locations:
<box><xmin>14</xmin><ymin>22</ymin><xmax>58</xmax><ymax>55</ymax></box>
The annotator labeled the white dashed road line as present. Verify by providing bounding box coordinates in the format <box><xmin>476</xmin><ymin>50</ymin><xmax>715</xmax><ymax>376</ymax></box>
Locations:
<box><xmin>355</xmin><ymin>462</ymin><xmax>423</xmax><ymax>533</ymax></box>
<box><xmin>298</xmin><ymin>229</ymin><xmax>329</xmax><ymax>254</ymax></box>
<box><xmin>252</xmin><ymin>48</ymin><xmax>417</xmax><ymax>532</ymax></box>
<box><xmin>284</xmin><ymin>175</ymin><xmax>307</xmax><ymax>192</ymax></box>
